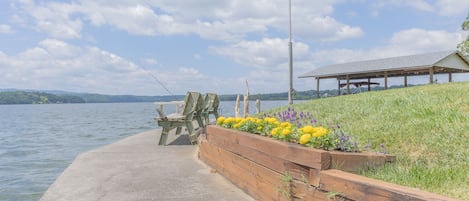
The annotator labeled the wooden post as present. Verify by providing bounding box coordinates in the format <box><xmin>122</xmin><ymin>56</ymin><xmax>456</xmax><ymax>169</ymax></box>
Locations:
<box><xmin>384</xmin><ymin>72</ymin><xmax>388</xmax><ymax>89</ymax></box>
<box><xmin>449</xmin><ymin>72</ymin><xmax>453</xmax><ymax>82</ymax></box>
<box><xmin>256</xmin><ymin>99</ymin><xmax>261</xmax><ymax>114</ymax></box>
<box><xmin>338</xmin><ymin>79</ymin><xmax>341</xmax><ymax>96</ymax></box>
<box><xmin>346</xmin><ymin>75</ymin><xmax>350</xmax><ymax>95</ymax></box>
<box><xmin>367</xmin><ymin>77</ymin><xmax>371</xmax><ymax>91</ymax></box>
<box><xmin>404</xmin><ymin>75</ymin><xmax>408</xmax><ymax>87</ymax></box>
<box><xmin>429</xmin><ymin>67</ymin><xmax>434</xmax><ymax>84</ymax></box>
<box><xmin>235</xmin><ymin>94</ymin><xmax>240</xmax><ymax>118</ymax></box>
<box><xmin>316</xmin><ymin>78</ymin><xmax>320</xmax><ymax>98</ymax></box>
<box><xmin>243</xmin><ymin>80</ymin><xmax>250</xmax><ymax>118</ymax></box>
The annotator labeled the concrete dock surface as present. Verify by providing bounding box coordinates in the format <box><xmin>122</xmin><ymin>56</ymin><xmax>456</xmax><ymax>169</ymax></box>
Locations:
<box><xmin>40</xmin><ymin>129</ymin><xmax>254</xmax><ymax>201</ymax></box>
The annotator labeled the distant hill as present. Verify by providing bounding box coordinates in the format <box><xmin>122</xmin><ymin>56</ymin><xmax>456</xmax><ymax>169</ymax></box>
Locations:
<box><xmin>0</xmin><ymin>84</ymin><xmax>414</xmax><ymax>104</ymax></box>
<box><xmin>0</xmin><ymin>90</ymin><xmax>184</xmax><ymax>104</ymax></box>
<box><xmin>0</xmin><ymin>91</ymin><xmax>86</xmax><ymax>104</ymax></box>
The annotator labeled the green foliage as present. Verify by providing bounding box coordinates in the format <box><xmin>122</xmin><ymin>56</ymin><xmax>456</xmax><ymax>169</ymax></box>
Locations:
<box><xmin>265</xmin><ymin>82</ymin><xmax>469</xmax><ymax>200</ymax></box>
<box><xmin>0</xmin><ymin>91</ymin><xmax>85</xmax><ymax>104</ymax></box>
<box><xmin>276</xmin><ymin>171</ymin><xmax>292</xmax><ymax>200</ymax></box>
<box><xmin>458</xmin><ymin>12</ymin><xmax>469</xmax><ymax>58</ymax></box>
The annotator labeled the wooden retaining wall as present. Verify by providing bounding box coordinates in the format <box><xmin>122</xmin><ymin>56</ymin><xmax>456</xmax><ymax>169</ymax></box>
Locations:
<box><xmin>198</xmin><ymin>126</ymin><xmax>460</xmax><ymax>201</ymax></box>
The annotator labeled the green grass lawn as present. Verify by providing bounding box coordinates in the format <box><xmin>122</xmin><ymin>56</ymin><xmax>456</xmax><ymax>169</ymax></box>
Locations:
<box><xmin>268</xmin><ymin>82</ymin><xmax>469</xmax><ymax>200</ymax></box>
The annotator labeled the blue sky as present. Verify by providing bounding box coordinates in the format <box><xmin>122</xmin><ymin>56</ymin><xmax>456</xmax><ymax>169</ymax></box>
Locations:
<box><xmin>0</xmin><ymin>0</ymin><xmax>468</xmax><ymax>96</ymax></box>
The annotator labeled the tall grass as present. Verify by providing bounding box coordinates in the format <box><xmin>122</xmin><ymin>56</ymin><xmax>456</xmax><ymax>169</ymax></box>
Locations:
<box><xmin>268</xmin><ymin>82</ymin><xmax>469</xmax><ymax>200</ymax></box>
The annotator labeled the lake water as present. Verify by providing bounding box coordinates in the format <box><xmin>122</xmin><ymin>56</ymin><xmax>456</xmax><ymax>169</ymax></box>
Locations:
<box><xmin>0</xmin><ymin>101</ymin><xmax>288</xmax><ymax>201</ymax></box>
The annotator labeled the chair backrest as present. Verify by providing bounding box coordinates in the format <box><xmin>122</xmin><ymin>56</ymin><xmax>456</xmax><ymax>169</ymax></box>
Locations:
<box><xmin>206</xmin><ymin>93</ymin><xmax>219</xmax><ymax>112</ymax></box>
<box><xmin>189</xmin><ymin>92</ymin><xmax>204</xmax><ymax>115</ymax></box>
<box><xmin>181</xmin><ymin>92</ymin><xmax>195</xmax><ymax>116</ymax></box>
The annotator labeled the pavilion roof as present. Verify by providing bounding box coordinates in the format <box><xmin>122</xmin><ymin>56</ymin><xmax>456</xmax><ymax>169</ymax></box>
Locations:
<box><xmin>299</xmin><ymin>50</ymin><xmax>469</xmax><ymax>80</ymax></box>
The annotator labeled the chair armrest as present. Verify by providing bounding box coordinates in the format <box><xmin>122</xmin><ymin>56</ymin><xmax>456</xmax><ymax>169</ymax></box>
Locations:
<box><xmin>156</xmin><ymin>108</ymin><xmax>168</xmax><ymax>120</ymax></box>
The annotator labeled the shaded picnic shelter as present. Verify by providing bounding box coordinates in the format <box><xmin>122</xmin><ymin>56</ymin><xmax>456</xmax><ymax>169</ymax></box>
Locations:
<box><xmin>299</xmin><ymin>50</ymin><xmax>469</xmax><ymax>97</ymax></box>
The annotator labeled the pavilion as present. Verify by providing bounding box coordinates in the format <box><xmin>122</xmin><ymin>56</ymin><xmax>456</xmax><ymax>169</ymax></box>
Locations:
<box><xmin>298</xmin><ymin>50</ymin><xmax>469</xmax><ymax>97</ymax></box>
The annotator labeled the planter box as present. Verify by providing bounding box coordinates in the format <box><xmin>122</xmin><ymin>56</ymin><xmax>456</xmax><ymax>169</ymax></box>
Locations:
<box><xmin>199</xmin><ymin>125</ymin><xmax>459</xmax><ymax>201</ymax></box>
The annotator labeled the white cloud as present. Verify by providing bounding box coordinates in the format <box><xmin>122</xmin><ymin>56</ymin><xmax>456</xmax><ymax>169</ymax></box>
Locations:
<box><xmin>0</xmin><ymin>24</ymin><xmax>13</xmax><ymax>33</ymax></box>
<box><xmin>211</xmin><ymin>37</ymin><xmax>310</xmax><ymax>69</ymax></box>
<box><xmin>436</xmin><ymin>0</ymin><xmax>469</xmax><ymax>16</ymax></box>
<box><xmin>312</xmin><ymin>28</ymin><xmax>466</xmax><ymax>65</ymax></box>
<box><xmin>12</xmin><ymin>0</ymin><xmax>362</xmax><ymax>42</ymax></box>
<box><xmin>143</xmin><ymin>58</ymin><xmax>158</xmax><ymax>65</ymax></box>
<box><xmin>373</xmin><ymin>0</ymin><xmax>435</xmax><ymax>12</ymax></box>
<box><xmin>0</xmin><ymin>39</ymin><xmax>214</xmax><ymax>95</ymax></box>
<box><xmin>294</xmin><ymin>16</ymin><xmax>364</xmax><ymax>42</ymax></box>
<box><xmin>209</xmin><ymin>37</ymin><xmax>316</xmax><ymax>93</ymax></box>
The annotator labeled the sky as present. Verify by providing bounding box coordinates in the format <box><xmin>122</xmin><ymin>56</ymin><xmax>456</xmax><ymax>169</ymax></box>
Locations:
<box><xmin>0</xmin><ymin>0</ymin><xmax>468</xmax><ymax>96</ymax></box>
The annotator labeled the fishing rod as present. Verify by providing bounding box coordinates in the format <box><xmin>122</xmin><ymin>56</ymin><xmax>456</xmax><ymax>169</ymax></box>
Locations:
<box><xmin>139</xmin><ymin>64</ymin><xmax>173</xmax><ymax>96</ymax></box>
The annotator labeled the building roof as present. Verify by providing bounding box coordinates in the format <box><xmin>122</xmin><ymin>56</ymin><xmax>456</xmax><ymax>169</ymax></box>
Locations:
<box><xmin>299</xmin><ymin>50</ymin><xmax>469</xmax><ymax>80</ymax></box>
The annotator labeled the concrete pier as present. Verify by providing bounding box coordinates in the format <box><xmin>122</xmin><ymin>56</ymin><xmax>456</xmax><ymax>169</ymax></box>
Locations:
<box><xmin>40</xmin><ymin>129</ymin><xmax>254</xmax><ymax>201</ymax></box>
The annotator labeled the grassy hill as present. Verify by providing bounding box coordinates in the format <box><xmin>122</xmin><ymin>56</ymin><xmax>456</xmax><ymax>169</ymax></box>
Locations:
<box><xmin>268</xmin><ymin>81</ymin><xmax>469</xmax><ymax>200</ymax></box>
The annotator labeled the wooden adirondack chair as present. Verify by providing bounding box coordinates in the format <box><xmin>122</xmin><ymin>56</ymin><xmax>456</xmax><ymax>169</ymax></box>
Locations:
<box><xmin>156</xmin><ymin>92</ymin><xmax>198</xmax><ymax>145</ymax></box>
<box><xmin>202</xmin><ymin>93</ymin><xmax>220</xmax><ymax>125</ymax></box>
<box><xmin>191</xmin><ymin>92</ymin><xmax>205</xmax><ymax>129</ymax></box>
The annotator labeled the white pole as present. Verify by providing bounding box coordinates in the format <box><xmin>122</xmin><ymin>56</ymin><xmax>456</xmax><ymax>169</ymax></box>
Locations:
<box><xmin>288</xmin><ymin>0</ymin><xmax>293</xmax><ymax>105</ymax></box>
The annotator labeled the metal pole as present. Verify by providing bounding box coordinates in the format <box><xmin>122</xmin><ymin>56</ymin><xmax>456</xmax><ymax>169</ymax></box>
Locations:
<box><xmin>288</xmin><ymin>0</ymin><xmax>293</xmax><ymax>105</ymax></box>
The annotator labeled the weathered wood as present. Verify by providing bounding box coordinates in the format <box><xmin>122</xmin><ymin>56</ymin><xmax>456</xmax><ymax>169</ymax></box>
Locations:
<box><xmin>207</xmin><ymin>126</ymin><xmax>330</xmax><ymax>170</ymax></box>
<box><xmin>201</xmin><ymin>127</ymin><xmax>457</xmax><ymax>201</ymax></box>
<box><xmin>384</xmin><ymin>71</ymin><xmax>388</xmax><ymax>89</ymax></box>
<box><xmin>317</xmin><ymin>78</ymin><xmax>320</xmax><ymax>98</ymax></box>
<box><xmin>156</xmin><ymin>92</ymin><xmax>198</xmax><ymax>145</ymax></box>
<box><xmin>319</xmin><ymin>169</ymin><xmax>461</xmax><ymax>201</ymax></box>
<box><xmin>330</xmin><ymin>151</ymin><xmax>388</xmax><ymax>173</ymax></box>
<box><xmin>291</xmin><ymin>180</ymin><xmax>344</xmax><ymax>201</ymax></box>
<box><xmin>430</xmin><ymin>67</ymin><xmax>434</xmax><ymax>84</ymax></box>
<box><xmin>199</xmin><ymin>140</ymin><xmax>284</xmax><ymax>201</ymax></box>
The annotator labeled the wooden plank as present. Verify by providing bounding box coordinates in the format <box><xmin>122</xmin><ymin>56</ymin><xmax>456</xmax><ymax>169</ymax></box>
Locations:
<box><xmin>319</xmin><ymin>169</ymin><xmax>461</xmax><ymax>201</ymax></box>
<box><xmin>207</xmin><ymin>128</ymin><xmax>311</xmax><ymax>181</ymax></box>
<box><xmin>283</xmin><ymin>162</ymin><xmax>310</xmax><ymax>183</ymax></box>
<box><xmin>308</xmin><ymin>168</ymin><xmax>321</xmax><ymax>187</ymax></box>
<box><xmin>291</xmin><ymin>180</ymin><xmax>333</xmax><ymax>201</ymax></box>
<box><xmin>200</xmin><ymin>139</ymin><xmax>285</xmax><ymax>201</ymax></box>
<box><xmin>207</xmin><ymin>126</ymin><xmax>330</xmax><ymax>170</ymax></box>
<box><xmin>330</xmin><ymin>151</ymin><xmax>388</xmax><ymax>173</ymax></box>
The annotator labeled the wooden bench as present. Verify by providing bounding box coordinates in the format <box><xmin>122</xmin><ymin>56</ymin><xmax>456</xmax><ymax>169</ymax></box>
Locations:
<box><xmin>155</xmin><ymin>92</ymin><xmax>201</xmax><ymax>145</ymax></box>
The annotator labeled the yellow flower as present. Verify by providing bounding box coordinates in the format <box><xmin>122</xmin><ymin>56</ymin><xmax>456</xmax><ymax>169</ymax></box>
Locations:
<box><xmin>233</xmin><ymin>123</ymin><xmax>240</xmax><ymax>129</ymax></box>
<box><xmin>216</xmin><ymin>116</ymin><xmax>226</xmax><ymax>125</ymax></box>
<box><xmin>300</xmin><ymin>134</ymin><xmax>312</xmax><ymax>145</ymax></box>
<box><xmin>257</xmin><ymin>126</ymin><xmax>263</xmax><ymax>131</ymax></box>
<box><xmin>281</xmin><ymin>128</ymin><xmax>291</xmax><ymax>136</ymax></box>
<box><xmin>280</xmin><ymin>122</ymin><xmax>291</xmax><ymax>128</ymax></box>
<box><xmin>312</xmin><ymin>127</ymin><xmax>328</xmax><ymax>137</ymax></box>
<box><xmin>302</xmin><ymin>125</ymin><xmax>315</xmax><ymax>134</ymax></box>
<box><xmin>224</xmin><ymin>117</ymin><xmax>235</xmax><ymax>124</ymax></box>
<box><xmin>271</xmin><ymin>127</ymin><xmax>279</xmax><ymax>136</ymax></box>
<box><xmin>235</xmin><ymin>117</ymin><xmax>243</xmax><ymax>123</ymax></box>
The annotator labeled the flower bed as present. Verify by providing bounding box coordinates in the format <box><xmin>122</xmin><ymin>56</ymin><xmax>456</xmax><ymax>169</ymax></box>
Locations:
<box><xmin>198</xmin><ymin>108</ymin><xmax>458</xmax><ymax>201</ymax></box>
<box><xmin>216</xmin><ymin>108</ymin><xmax>369</xmax><ymax>152</ymax></box>
<box><xmin>199</xmin><ymin>126</ymin><xmax>457</xmax><ymax>201</ymax></box>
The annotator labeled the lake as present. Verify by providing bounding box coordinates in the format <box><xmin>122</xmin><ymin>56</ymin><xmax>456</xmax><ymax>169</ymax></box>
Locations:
<box><xmin>0</xmin><ymin>100</ymin><xmax>288</xmax><ymax>201</ymax></box>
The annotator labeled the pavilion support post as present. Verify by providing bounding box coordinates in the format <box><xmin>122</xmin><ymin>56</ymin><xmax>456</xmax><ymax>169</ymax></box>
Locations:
<box><xmin>428</xmin><ymin>67</ymin><xmax>434</xmax><ymax>84</ymax></box>
<box><xmin>367</xmin><ymin>77</ymin><xmax>371</xmax><ymax>91</ymax></box>
<box><xmin>346</xmin><ymin>75</ymin><xmax>350</xmax><ymax>95</ymax></box>
<box><xmin>449</xmin><ymin>72</ymin><xmax>453</xmax><ymax>82</ymax></box>
<box><xmin>429</xmin><ymin>67</ymin><xmax>434</xmax><ymax>84</ymax></box>
<box><xmin>404</xmin><ymin>74</ymin><xmax>408</xmax><ymax>87</ymax></box>
<box><xmin>316</xmin><ymin>78</ymin><xmax>320</xmax><ymax>98</ymax></box>
<box><xmin>384</xmin><ymin>72</ymin><xmax>388</xmax><ymax>90</ymax></box>
<box><xmin>337</xmin><ymin>79</ymin><xmax>341</xmax><ymax>96</ymax></box>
